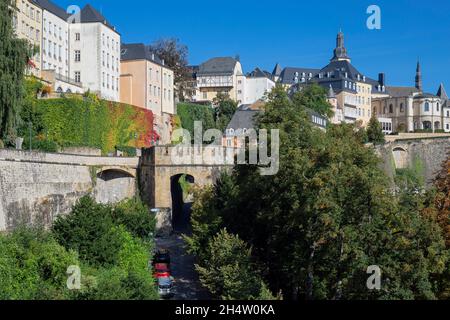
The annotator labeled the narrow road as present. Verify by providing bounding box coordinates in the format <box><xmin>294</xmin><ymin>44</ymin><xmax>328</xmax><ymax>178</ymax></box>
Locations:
<box><xmin>155</xmin><ymin>232</ymin><xmax>211</xmax><ymax>300</ymax></box>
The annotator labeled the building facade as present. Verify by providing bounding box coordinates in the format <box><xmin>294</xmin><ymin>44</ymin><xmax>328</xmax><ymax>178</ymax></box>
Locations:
<box><xmin>243</xmin><ymin>68</ymin><xmax>275</xmax><ymax>104</ymax></box>
<box><xmin>120</xmin><ymin>43</ymin><xmax>175</xmax><ymax>144</ymax></box>
<box><xmin>13</xmin><ymin>0</ymin><xmax>42</xmax><ymax>76</ymax></box>
<box><xmin>194</xmin><ymin>57</ymin><xmax>245</xmax><ymax>103</ymax></box>
<box><xmin>372</xmin><ymin>64</ymin><xmax>450</xmax><ymax>133</ymax></box>
<box><xmin>285</xmin><ymin>32</ymin><xmax>386</xmax><ymax>126</ymax></box>
<box><xmin>68</xmin><ymin>4</ymin><xmax>120</xmax><ymax>101</ymax></box>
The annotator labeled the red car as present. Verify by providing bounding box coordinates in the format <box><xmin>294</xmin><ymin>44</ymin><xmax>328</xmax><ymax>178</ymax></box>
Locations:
<box><xmin>154</xmin><ymin>263</ymin><xmax>171</xmax><ymax>279</ymax></box>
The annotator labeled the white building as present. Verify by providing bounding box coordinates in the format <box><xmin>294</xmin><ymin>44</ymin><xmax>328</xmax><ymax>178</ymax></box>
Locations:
<box><xmin>36</xmin><ymin>0</ymin><xmax>69</xmax><ymax>77</ymax></box>
<box><xmin>69</xmin><ymin>4</ymin><xmax>120</xmax><ymax>101</ymax></box>
<box><xmin>243</xmin><ymin>68</ymin><xmax>275</xmax><ymax>104</ymax></box>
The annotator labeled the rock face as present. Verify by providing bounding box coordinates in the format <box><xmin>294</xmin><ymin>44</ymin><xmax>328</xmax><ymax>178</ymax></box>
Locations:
<box><xmin>0</xmin><ymin>149</ymin><xmax>138</xmax><ymax>231</ymax></box>
<box><xmin>376</xmin><ymin>138</ymin><xmax>450</xmax><ymax>186</ymax></box>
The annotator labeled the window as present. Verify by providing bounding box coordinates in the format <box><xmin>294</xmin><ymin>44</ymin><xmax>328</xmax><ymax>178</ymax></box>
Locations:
<box><xmin>102</xmin><ymin>51</ymin><xmax>105</xmax><ymax>66</ymax></box>
<box><xmin>75</xmin><ymin>50</ymin><xmax>80</xmax><ymax>62</ymax></box>
<box><xmin>437</xmin><ymin>103</ymin><xmax>440</xmax><ymax>112</ymax></box>
<box><xmin>400</xmin><ymin>103</ymin><xmax>404</xmax><ymax>113</ymax></box>
<box><xmin>75</xmin><ymin>33</ymin><xmax>80</xmax><ymax>41</ymax></box>
<box><xmin>447</xmin><ymin>111</ymin><xmax>450</xmax><ymax>117</ymax></box>
<box><xmin>75</xmin><ymin>71</ymin><xmax>81</xmax><ymax>83</ymax></box>
<box><xmin>424</xmin><ymin>102</ymin><xmax>430</xmax><ymax>112</ymax></box>
<box><xmin>102</xmin><ymin>72</ymin><xmax>105</xmax><ymax>87</ymax></box>
<box><xmin>389</xmin><ymin>104</ymin><xmax>393</xmax><ymax>114</ymax></box>
<box><xmin>203</xmin><ymin>92</ymin><xmax>207</xmax><ymax>99</ymax></box>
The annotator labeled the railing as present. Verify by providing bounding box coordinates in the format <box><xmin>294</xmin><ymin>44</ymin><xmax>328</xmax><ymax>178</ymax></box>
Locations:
<box><xmin>54</xmin><ymin>72</ymin><xmax>83</xmax><ymax>87</ymax></box>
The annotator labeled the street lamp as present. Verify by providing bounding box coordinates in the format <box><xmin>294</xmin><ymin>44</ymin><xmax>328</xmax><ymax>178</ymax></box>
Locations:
<box><xmin>28</xmin><ymin>121</ymin><xmax>32</xmax><ymax>152</ymax></box>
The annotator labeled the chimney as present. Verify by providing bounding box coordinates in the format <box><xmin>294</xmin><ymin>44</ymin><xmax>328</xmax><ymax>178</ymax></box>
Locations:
<box><xmin>378</xmin><ymin>73</ymin><xmax>385</xmax><ymax>87</ymax></box>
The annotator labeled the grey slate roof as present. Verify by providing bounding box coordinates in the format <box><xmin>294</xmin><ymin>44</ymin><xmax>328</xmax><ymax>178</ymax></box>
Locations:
<box><xmin>247</xmin><ymin>67</ymin><xmax>271</xmax><ymax>79</ymax></box>
<box><xmin>279</xmin><ymin>67</ymin><xmax>320</xmax><ymax>85</ymax></box>
<box><xmin>386</xmin><ymin>86</ymin><xmax>420</xmax><ymax>97</ymax></box>
<box><xmin>79</xmin><ymin>4</ymin><xmax>117</xmax><ymax>32</ymax></box>
<box><xmin>120</xmin><ymin>43</ymin><xmax>166</xmax><ymax>67</ymax></box>
<box><xmin>437</xmin><ymin>84</ymin><xmax>448</xmax><ymax>100</ymax></box>
<box><xmin>316</xmin><ymin>60</ymin><xmax>362</xmax><ymax>81</ymax></box>
<box><xmin>197</xmin><ymin>57</ymin><xmax>238</xmax><ymax>76</ymax></box>
<box><xmin>226</xmin><ymin>105</ymin><xmax>260</xmax><ymax>132</ymax></box>
<box><xmin>272</xmin><ymin>63</ymin><xmax>282</xmax><ymax>77</ymax></box>
<box><xmin>33</xmin><ymin>0</ymin><xmax>69</xmax><ymax>20</ymax></box>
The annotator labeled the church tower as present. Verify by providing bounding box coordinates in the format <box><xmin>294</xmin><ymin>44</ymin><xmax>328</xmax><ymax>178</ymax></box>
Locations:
<box><xmin>331</xmin><ymin>31</ymin><xmax>351</xmax><ymax>63</ymax></box>
<box><xmin>415</xmin><ymin>61</ymin><xmax>423</xmax><ymax>92</ymax></box>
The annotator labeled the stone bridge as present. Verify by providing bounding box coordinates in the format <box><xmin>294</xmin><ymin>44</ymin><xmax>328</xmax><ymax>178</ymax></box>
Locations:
<box><xmin>376</xmin><ymin>137</ymin><xmax>450</xmax><ymax>186</ymax></box>
<box><xmin>0</xmin><ymin>149</ymin><xmax>139</xmax><ymax>231</ymax></box>
<box><xmin>139</xmin><ymin>145</ymin><xmax>234</xmax><ymax>234</ymax></box>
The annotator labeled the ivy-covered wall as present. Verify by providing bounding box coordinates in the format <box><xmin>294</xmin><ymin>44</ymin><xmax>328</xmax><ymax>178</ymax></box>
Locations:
<box><xmin>33</xmin><ymin>96</ymin><xmax>154</xmax><ymax>154</ymax></box>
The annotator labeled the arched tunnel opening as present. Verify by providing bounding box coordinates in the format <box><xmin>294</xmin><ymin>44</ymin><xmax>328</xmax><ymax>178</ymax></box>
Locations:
<box><xmin>170</xmin><ymin>174</ymin><xmax>195</xmax><ymax>233</ymax></box>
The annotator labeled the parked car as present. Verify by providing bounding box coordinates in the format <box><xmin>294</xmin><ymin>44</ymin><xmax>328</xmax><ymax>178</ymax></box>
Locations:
<box><xmin>158</xmin><ymin>276</ymin><xmax>174</xmax><ymax>299</ymax></box>
<box><xmin>154</xmin><ymin>263</ymin><xmax>170</xmax><ymax>279</ymax></box>
<box><xmin>153</xmin><ymin>249</ymin><xmax>171</xmax><ymax>265</ymax></box>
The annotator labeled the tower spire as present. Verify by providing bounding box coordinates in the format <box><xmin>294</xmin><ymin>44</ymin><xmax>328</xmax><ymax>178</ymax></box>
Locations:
<box><xmin>415</xmin><ymin>60</ymin><xmax>423</xmax><ymax>92</ymax></box>
<box><xmin>331</xmin><ymin>31</ymin><xmax>350</xmax><ymax>62</ymax></box>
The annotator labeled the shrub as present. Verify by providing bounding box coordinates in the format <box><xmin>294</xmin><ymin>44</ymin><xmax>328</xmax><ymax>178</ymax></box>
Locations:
<box><xmin>0</xmin><ymin>226</ymin><xmax>80</xmax><ymax>300</ymax></box>
<box><xmin>196</xmin><ymin>229</ymin><xmax>276</xmax><ymax>300</ymax></box>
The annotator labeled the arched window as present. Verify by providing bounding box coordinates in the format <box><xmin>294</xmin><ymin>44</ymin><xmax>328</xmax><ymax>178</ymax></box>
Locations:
<box><xmin>383</xmin><ymin>106</ymin><xmax>387</xmax><ymax>114</ymax></box>
<box><xmin>424</xmin><ymin>102</ymin><xmax>430</xmax><ymax>112</ymax></box>
<box><xmin>437</xmin><ymin>103</ymin><xmax>440</xmax><ymax>112</ymax></box>
<box><xmin>400</xmin><ymin>103</ymin><xmax>404</xmax><ymax>113</ymax></box>
<box><xmin>389</xmin><ymin>104</ymin><xmax>393</xmax><ymax>114</ymax></box>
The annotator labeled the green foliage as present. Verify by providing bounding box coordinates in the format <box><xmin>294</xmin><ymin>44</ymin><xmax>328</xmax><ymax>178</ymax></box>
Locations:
<box><xmin>292</xmin><ymin>84</ymin><xmax>334</xmax><ymax>118</ymax></box>
<box><xmin>213</xmin><ymin>93</ymin><xmax>238</xmax><ymax>132</ymax></box>
<box><xmin>115</xmin><ymin>145</ymin><xmax>137</xmax><ymax>157</ymax></box>
<box><xmin>114</xmin><ymin>197</ymin><xmax>156</xmax><ymax>241</ymax></box>
<box><xmin>176</xmin><ymin>102</ymin><xmax>215</xmax><ymax>142</ymax></box>
<box><xmin>49</xmin><ymin>196</ymin><xmax>158</xmax><ymax>300</ymax></box>
<box><xmin>0</xmin><ymin>0</ymin><xmax>31</xmax><ymax>143</ymax></box>
<box><xmin>18</xmin><ymin>93</ymin><xmax>154</xmax><ymax>154</ymax></box>
<box><xmin>196</xmin><ymin>229</ymin><xmax>276</xmax><ymax>300</ymax></box>
<box><xmin>367</xmin><ymin>115</ymin><xmax>385</xmax><ymax>145</ymax></box>
<box><xmin>22</xmin><ymin>137</ymin><xmax>59</xmax><ymax>152</ymax></box>
<box><xmin>53</xmin><ymin>196</ymin><xmax>155</xmax><ymax>266</ymax></box>
<box><xmin>0</xmin><ymin>226</ymin><xmax>79</xmax><ymax>300</ymax></box>
<box><xmin>187</xmin><ymin>85</ymin><xmax>448</xmax><ymax>300</ymax></box>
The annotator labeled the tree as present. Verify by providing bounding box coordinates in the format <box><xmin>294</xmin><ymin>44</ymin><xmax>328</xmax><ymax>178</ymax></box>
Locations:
<box><xmin>196</xmin><ymin>229</ymin><xmax>276</xmax><ymax>300</ymax></box>
<box><xmin>188</xmin><ymin>85</ymin><xmax>448</xmax><ymax>300</ymax></box>
<box><xmin>292</xmin><ymin>84</ymin><xmax>334</xmax><ymax>118</ymax></box>
<box><xmin>0</xmin><ymin>0</ymin><xmax>31</xmax><ymax>143</ymax></box>
<box><xmin>366</xmin><ymin>114</ymin><xmax>385</xmax><ymax>145</ymax></box>
<box><xmin>213</xmin><ymin>93</ymin><xmax>237</xmax><ymax>132</ymax></box>
<box><xmin>149</xmin><ymin>38</ymin><xmax>190</xmax><ymax>100</ymax></box>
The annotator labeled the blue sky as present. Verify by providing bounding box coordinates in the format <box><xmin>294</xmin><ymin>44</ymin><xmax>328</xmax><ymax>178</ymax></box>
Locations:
<box><xmin>58</xmin><ymin>0</ymin><xmax>450</xmax><ymax>93</ymax></box>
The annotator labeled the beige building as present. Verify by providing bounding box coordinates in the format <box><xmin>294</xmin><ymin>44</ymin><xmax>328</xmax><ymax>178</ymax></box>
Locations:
<box><xmin>372</xmin><ymin>63</ymin><xmax>450</xmax><ymax>133</ymax></box>
<box><xmin>194</xmin><ymin>57</ymin><xmax>245</xmax><ymax>104</ymax></box>
<box><xmin>284</xmin><ymin>32</ymin><xmax>387</xmax><ymax>126</ymax></box>
<box><xmin>13</xmin><ymin>0</ymin><xmax>42</xmax><ymax>76</ymax></box>
<box><xmin>120</xmin><ymin>43</ymin><xmax>175</xmax><ymax>144</ymax></box>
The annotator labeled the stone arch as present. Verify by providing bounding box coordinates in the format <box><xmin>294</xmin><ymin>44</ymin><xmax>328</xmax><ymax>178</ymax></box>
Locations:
<box><xmin>170</xmin><ymin>173</ymin><xmax>195</xmax><ymax>232</ymax></box>
<box><xmin>392</xmin><ymin>147</ymin><xmax>408</xmax><ymax>169</ymax></box>
<box><xmin>94</xmin><ymin>168</ymin><xmax>136</xmax><ymax>204</ymax></box>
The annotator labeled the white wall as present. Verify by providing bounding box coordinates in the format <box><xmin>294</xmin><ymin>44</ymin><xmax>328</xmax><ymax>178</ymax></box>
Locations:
<box><xmin>69</xmin><ymin>23</ymin><xmax>120</xmax><ymax>101</ymax></box>
<box><xmin>41</xmin><ymin>10</ymin><xmax>69</xmax><ymax>77</ymax></box>
<box><xmin>243</xmin><ymin>77</ymin><xmax>275</xmax><ymax>104</ymax></box>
